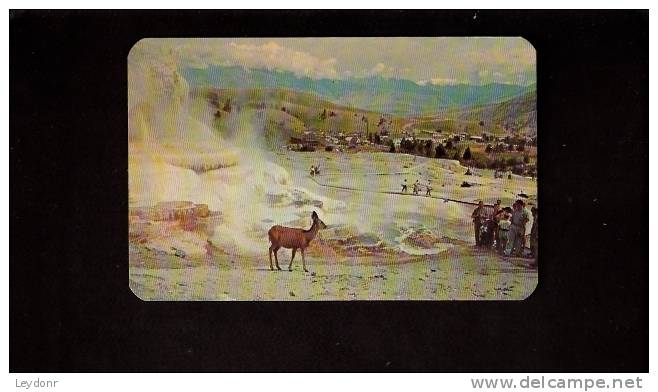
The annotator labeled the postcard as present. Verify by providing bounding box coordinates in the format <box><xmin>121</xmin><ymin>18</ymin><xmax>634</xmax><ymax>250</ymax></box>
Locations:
<box><xmin>128</xmin><ymin>37</ymin><xmax>537</xmax><ymax>300</ymax></box>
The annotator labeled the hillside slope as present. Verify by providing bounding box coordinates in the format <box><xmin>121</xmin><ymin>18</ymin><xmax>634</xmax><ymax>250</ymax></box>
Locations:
<box><xmin>183</xmin><ymin>65</ymin><xmax>535</xmax><ymax>116</ymax></box>
<box><xmin>193</xmin><ymin>87</ymin><xmax>396</xmax><ymax>143</ymax></box>
<box><xmin>405</xmin><ymin>90</ymin><xmax>537</xmax><ymax>136</ymax></box>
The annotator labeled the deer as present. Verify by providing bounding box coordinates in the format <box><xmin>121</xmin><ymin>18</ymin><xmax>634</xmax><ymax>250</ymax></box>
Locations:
<box><xmin>268</xmin><ymin>211</ymin><xmax>327</xmax><ymax>272</ymax></box>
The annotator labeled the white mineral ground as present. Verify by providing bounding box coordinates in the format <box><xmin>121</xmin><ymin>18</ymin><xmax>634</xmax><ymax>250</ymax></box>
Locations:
<box><xmin>127</xmin><ymin>46</ymin><xmax>537</xmax><ymax>300</ymax></box>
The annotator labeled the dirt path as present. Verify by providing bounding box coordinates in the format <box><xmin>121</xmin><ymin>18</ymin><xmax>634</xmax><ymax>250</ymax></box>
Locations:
<box><xmin>308</xmin><ymin>175</ymin><xmax>485</xmax><ymax>207</ymax></box>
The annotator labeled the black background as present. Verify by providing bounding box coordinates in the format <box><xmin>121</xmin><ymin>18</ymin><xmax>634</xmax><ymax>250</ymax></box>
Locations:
<box><xmin>10</xmin><ymin>10</ymin><xmax>648</xmax><ymax>372</ymax></box>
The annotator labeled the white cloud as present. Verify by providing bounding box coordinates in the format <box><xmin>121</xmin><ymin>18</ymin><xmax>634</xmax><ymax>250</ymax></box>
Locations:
<box><xmin>129</xmin><ymin>38</ymin><xmax>536</xmax><ymax>85</ymax></box>
<box><xmin>370</xmin><ymin>62</ymin><xmax>387</xmax><ymax>74</ymax></box>
<box><xmin>475</xmin><ymin>69</ymin><xmax>523</xmax><ymax>85</ymax></box>
<box><xmin>350</xmin><ymin>62</ymin><xmax>403</xmax><ymax>78</ymax></box>
<box><xmin>416</xmin><ymin>77</ymin><xmax>469</xmax><ymax>86</ymax></box>
<box><xmin>224</xmin><ymin>41</ymin><xmax>338</xmax><ymax>79</ymax></box>
<box><xmin>131</xmin><ymin>39</ymin><xmax>341</xmax><ymax>80</ymax></box>
<box><xmin>492</xmin><ymin>72</ymin><xmax>506</xmax><ymax>82</ymax></box>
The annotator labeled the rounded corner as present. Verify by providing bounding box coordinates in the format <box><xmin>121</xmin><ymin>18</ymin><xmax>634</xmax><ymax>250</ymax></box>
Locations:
<box><xmin>127</xmin><ymin>38</ymin><xmax>152</xmax><ymax>60</ymax></box>
<box><xmin>518</xmin><ymin>273</ymin><xmax>539</xmax><ymax>301</ymax></box>
<box><xmin>516</xmin><ymin>36</ymin><xmax>537</xmax><ymax>54</ymax></box>
<box><xmin>128</xmin><ymin>281</ymin><xmax>149</xmax><ymax>302</ymax></box>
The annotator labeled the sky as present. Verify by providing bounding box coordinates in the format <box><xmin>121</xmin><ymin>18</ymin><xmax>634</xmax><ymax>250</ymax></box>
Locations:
<box><xmin>130</xmin><ymin>37</ymin><xmax>536</xmax><ymax>86</ymax></box>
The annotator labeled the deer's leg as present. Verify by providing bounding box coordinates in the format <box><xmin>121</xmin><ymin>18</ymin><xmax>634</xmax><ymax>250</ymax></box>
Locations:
<box><xmin>301</xmin><ymin>249</ymin><xmax>309</xmax><ymax>273</ymax></box>
<box><xmin>274</xmin><ymin>247</ymin><xmax>282</xmax><ymax>270</ymax></box>
<box><xmin>268</xmin><ymin>246</ymin><xmax>274</xmax><ymax>271</ymax></box>
<box><xmin>288</xmin><ymin>248</ymin><xmax>297</xmax><ymax>271</ymax></box>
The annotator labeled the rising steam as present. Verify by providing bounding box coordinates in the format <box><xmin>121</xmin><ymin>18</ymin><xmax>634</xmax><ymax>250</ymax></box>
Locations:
<box><xmin>128</xmin><ymin>40</ymin><xmax>341</xmax><ymax>257</ymax></box>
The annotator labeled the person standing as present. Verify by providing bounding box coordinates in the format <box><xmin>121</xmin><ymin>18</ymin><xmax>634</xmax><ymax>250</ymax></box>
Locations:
<box><xmin>492</xmin><ymin>199</ymin><xmax>502</xmax><ymax>248</ymax></box>
<box><xmin>505</xmin><ymin>200</ymin><xmax>529</xmax><ymax>256</ymax></box>
<box><xmin>496</xmin><ymin>209</ymin><xmax>512</xmax><ymax>254</ymax></box>
<box><xmin>523</xmin><ymin>202</ymin><xmax>533</xmax><ymax>255</ymax></box>
<box><xmin>493</xmin><ymin>200</ymin><xmax>502</xmax><ymax>215</ymax></box>
<box><xmin>425</xmin><ymin>181</ymin><xmax>432</xmax><ymax>197</ymax></box>
<box><xmin>471</xmin><ymin>201</ymin><xmax>486</xmax><ymax>246</ymax></box>
<box><xmin>529</xmin><ymin>207</ymin><xmax>538</xmax><ymax>266</ymax></box>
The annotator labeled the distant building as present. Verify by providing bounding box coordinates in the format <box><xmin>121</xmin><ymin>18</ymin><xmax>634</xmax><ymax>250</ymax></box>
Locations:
<box><xmin>302</xmin><ymin>131</ymin><xmax>320</xmax><ymax>147</ymax></box>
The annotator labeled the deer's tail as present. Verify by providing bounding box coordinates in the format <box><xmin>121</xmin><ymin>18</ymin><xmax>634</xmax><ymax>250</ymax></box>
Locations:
<box><xmin>267</xmin><ymin>226</ymin><xmax>276</xmax><ymax>244</ymax></box>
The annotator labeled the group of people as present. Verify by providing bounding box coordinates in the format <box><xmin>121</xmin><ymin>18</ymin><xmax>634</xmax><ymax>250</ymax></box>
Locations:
<box><xmin>309</xmin><ymin>165</ymin><xmax>320</xmax><ymax>176</ymax></box>
<box><xmin>401</xmin><ymin>179</ymin><xmax>432</xmax><ymax>196</ymax></box>
<box><xmin>493</xmin><ymin>170</ymin><xmax>513</xmax><ymax>179</ymax></box>
<box><xmin>471</xmin><ymin>199</ymin><xmax>538</xmax><ymax>266</ymax></box>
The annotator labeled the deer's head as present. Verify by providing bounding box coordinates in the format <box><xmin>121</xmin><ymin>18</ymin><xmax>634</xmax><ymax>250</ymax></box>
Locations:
<box><xmin>311</xmin><ymin>211</ymin><xmax>327</xmax><ymax>229</ymax></box>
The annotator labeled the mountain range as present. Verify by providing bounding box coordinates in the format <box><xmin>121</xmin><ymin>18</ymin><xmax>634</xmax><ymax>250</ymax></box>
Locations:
<box><xmin>181</xmin><ymin>65</ymin><xmax>536</xmax><ymax>116</ymax></box>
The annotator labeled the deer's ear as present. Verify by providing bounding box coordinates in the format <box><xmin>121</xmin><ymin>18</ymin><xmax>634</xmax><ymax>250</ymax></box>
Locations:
<box><xmin>312</xmin><ymin>211</ymin><xmax>318</xmax><ymax>219</ymax></box>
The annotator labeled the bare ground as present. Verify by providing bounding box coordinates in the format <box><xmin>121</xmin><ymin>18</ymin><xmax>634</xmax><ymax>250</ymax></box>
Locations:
<box><xmin>129</xmin><ymin>240</ymin><xmax>537</xmax><ymax>301</ymax></box>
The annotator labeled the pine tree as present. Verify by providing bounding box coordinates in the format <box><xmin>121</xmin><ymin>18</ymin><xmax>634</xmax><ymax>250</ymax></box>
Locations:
<box><xmin>222</xmin><ymin>98</ymin><xmax>232</xmax><ymax>113</ymax></box>
<box><xmin>463</xmin><ymin>146</ymin><xmax>472</xmax><ymax>160</ymax></box>
<box><xmin>435</xmin><ymin>144</ymin><xmax>446</xmax><ymax>158</ymax></box>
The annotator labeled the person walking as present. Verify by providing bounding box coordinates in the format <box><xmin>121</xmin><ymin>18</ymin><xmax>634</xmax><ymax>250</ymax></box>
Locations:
<box><xmin>425</xmin><ymin>181</ymin><xmax>432</xmax><ymax>197</ymax></box>
<box><xmin>471</xmin><ymin>201</ymin><xmax>487</xmax><ymax>246</ymax></box>
<box><xmin>413</xmin><ymin>180</ymin><xmax>420</xmax><ymax>195</ymax></box>
<box><xmin>401</xmin><ymin>179</ymin><xmax>408</xmax><ymax>193</ymax></box>
<box><xmin>504</xmin><ymin>200</ymin><xmax>530</xmax><ymax>256</ymax></box>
